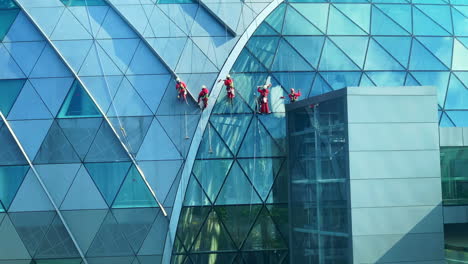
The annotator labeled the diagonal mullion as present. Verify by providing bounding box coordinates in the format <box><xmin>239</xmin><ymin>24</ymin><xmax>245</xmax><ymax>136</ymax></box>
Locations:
<box><xmin>13</xmin><ymin>0</ymin><xmax>169</xmax><ymax>219</ymax></box>
<box><xmin>0</xmin><ymin>111</ymin><xmax>88</xmax><ymax>264</ymax></box>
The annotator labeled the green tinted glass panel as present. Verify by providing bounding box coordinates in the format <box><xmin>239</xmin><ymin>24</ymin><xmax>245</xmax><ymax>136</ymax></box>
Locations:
<box><xmin>0</xmin><ymin>165</ymin><xmax>29</xmax><ymax>209</ymax></box>
<box><xmin>0</xmin><ymin>79</ymin><xmax>25</xmax><ymax>116</ymax></box>
<box><xmin>0</xmin><ymin>9</ymin><xmax>19</xmax><ymax>40</ymax></box>
<box><xmin>112</xmin><ymin>165</ymin><xmax>157</xmax><ymax>208</ymax></box>
<box><xmin>60</xmin><ymin>0</ymin><xmax>107</xmax><ymax>5</ymax></box>
<box><xmin>57</xmin><ymin>80</ymin><xmax>101</xmax><ymax>118</ymax></box>
<box><xmin>33</xmin><ymin>259</ymin><xmax>82</xmax><ymax>264</ymax></box>
<box><xmin>176</xmin><ymin>206</ymin><xmax>211</xmax><ymax>251</ymax></box>
<box><xmin>441</xmin><ymin>147</ymin><xmax>468</xmax><ymax>205</ymax></box>
<box><xmin>191</xmin><ymin>210</ymin><xmax>236</xmax><ymax>252</ymax></box>
<box><xmin>242</xmin><ymin>207</ymin><xmax>287</xmax><ymax>250</ymax></box>
<box><xmin>0</xmin><ymin>0</ymin><xmax>17</xmax><ymax>8</ymax></box>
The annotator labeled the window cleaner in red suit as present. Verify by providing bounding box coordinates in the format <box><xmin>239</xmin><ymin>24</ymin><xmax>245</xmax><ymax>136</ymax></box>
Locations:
<box><xmin>198</xmin><ymin>85</ymin><xmax>209</xmax><ymax>110</ymax></box>
<box><xmin>218</xmin><ymin>74</ymin><xmax>235</xmax><ymax>102</ymax></box>
<box><xmin>175</xmin><ymin>77</ymin><xmax>187</xmax><ymax>102</ymax></box>
<box><xmin>285</xmin><ymin>88</ymin><xmax>301</xmax><ymax>103</ymax></box>
<box><xmin>257</xmin><ymin>84</ymin><xmax>271</xmax><ymax>114</ymax></box>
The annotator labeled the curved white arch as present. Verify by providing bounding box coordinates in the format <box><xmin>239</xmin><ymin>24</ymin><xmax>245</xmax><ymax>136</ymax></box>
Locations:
<box><xmin>162</xmin><ymin>0</ymin><xmax>285</xmax><ymax>262</ymax></box>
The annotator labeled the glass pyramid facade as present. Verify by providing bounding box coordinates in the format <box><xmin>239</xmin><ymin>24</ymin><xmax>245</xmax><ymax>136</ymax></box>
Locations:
<box><xmin>0</xmin><ymin>0</ymin><xmax>466</xmax><ymax>263</ymax></box>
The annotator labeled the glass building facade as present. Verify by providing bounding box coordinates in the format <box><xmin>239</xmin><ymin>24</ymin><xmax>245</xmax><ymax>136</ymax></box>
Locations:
<box><xmin>0</xmin><ymin>0</ymin><xmax>466</xmax><ymax>263</ymax></box>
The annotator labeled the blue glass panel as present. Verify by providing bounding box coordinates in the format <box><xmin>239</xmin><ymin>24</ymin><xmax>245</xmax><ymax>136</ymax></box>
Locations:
<box><xmin>80</xmin><ymin>75</ymin><xmax>123</xmax><ymax>112</ymax></box>
<box><xmin>375</xmin><ymin>4</ymin><xmax>412</xmax><ymax>34</ymax></box>
<box><xmin>53</xmin><ymin>39</ymin><xmax>93</xmax><ymax>73</ymax></box>
<box><xmin>61</xmin><ymin>0</ymin><xmax>107</xmax><ymax>6</ymax></box>
<box><xmin>191</xmin><ymin>36</ymin><xmax>237</xmax><ymax>69</ymax></box>
<box><xmin>192</xmin><ymin>159</ymin><xmax>233</xmax><ymax>202</ymax></box>
<box><xmin>112</xmin><ymin>165</ymin><xmax>157</xmax><ymax>208</ymax></box>
<box><xmin>417</xmin><ymin>37</ymin><xmax>453</xmax><ymax>69</ymax></box>
<box><xmin>232</xmin><ymin>49</ymin><xmax>267</xmax><ymax>73</ymax></box>
<box><xmin>127</xmin><ymin>42</ymin><xmax>169</xmax><ymax>75</ymax></box>
<box><xmin>413</xmin><ymin>7</ymin><xmax>450</xmax><ymax>36</ymax></box>
<box><xmin>57</xmin><ymin>80</ymin><xmax>101</xmax><ymax>118</ymax></box>
<box><xmin>0</xmin><ymin>214</ymin><xmax>31</xmax><ymax>259</ymax></box>
<box><xmin>411</xmin><ymin>71</ymin><xmax>450</xmax><ymax>106</ymax></box>
<box><xmin>183</xmin><ymin>175</ymin><xmax>211</xmax><ymax>206</ymax></box>
<box><xmin>445</xmin><ymin>74</ymin><xmax>468</xmax><ymax>110</ymax></box>
<box><xmin>258</xmin><ymin>114</ymin><xmax>287</xmax><ymax>151</ymax></box>
<box><xmin>0</xmin><ymin>79</ymin><xmax>25</xmax><ymax>116</ymax></box>
<box><xmin>452</xmin><ymin>39</ymin><xmax>468</xmax><ymax>71</ymax></box>
<box><xmin>366</xmin><ymin>71</ymin><xmax>406</xmax><ymax>86</ymax></box>
<box><xmin>138</xmin><ymin>160</ymin><xmax>183</xmax><ymax>203</ymax></box>
<box><xmin>9</xmin><ymin>119</ymin><xmax>52</xmax><ymax>159</ymax></box>
<box><xmin>31</xmin><ymin>77</ymin><xmax>74</xmax><ymax>116</ymax></box>
<box><xmin>253</xmin><ymin>22</ymin><xmax>279</xmax><ymax>36</ymax></box>
<box><xmin>3</xmin><ymin>12</ymin><xmax>43</xmax><ymax>42</ymax></box>
<box><xmin>97</xmin><ymin>39</ymin><xmax>139</xmax><ymax>73</ymax></box>
<box><xmin>190</xmin><ymin>5</ymin><xmax>227</xmax><ymax>37</ymax></box>
<box><xmin>108</xmin><ymin>116</ymin><xmax>153</xmax><ymax>156</ymax></box>
<box><xmin>127</xmin><ymin>74</ymin><xmax>171</xmax><ymax>114</ymax></box>
<box><xmin>29</xmin><ymin>44</ymin><xmax>72</xmax><ymax>78</ymax></box>
<box><xmin>330</xmin><ymin>36</ymin><xmax>369</xmax><ymax>68</ymax></box>
<box><xmin>405</xmin><ymin>73</ymin><xmax>420</xmax><ymax>86</ymax></box>
<box><xmin>409</xmin><ymin>39</ymin><xmax>448</xmax><ymax>70</ymax></box>
<box><xmin>319</xmin><ymin>38</ymin><xmax>360</xmax><ymax>71</ymax></box>
<box><xmin>3</xmin><ymin>41</ymin><xmax>45</xmax><ymax>77</ymax></box>
<box><xmin>50</xmin><ymin>9</ymin><xmax>92</xmax><ymax>40</ymax></box>
<box><xmin>291</xmin><ymin>3</ymin><xmax>328</xmax><ymax>33</ymax></box>
<box><xmin>246</xmin><ymin>37</ymin><xmax>280</xmax><ymax>69</ymax></box>
<box><xmin>196</xmin><ymin>122</ymin><xmax>233</xmax><ymax>159</ymax></box>
<box><xmin>371</xmin><ymin>6</ymin><xmax>409</xmax><ymax>35</ymax></box>
<box><xmin>273</xmin><ymin>72</ymin><xmax>314</xmax><ymax>101</ymax></box>
<box><xmin>68</xmin><ymin>6</ymin><xmax>109</xmax><ymax>38</ymax></box>
<box><xmin>7</xmin><ymin>81</ymin><xmax>53</xmax><ymax>120</ymax></box>
<box><xmin>310</xmin><ymin>73</ymin><xmax>332</xmax><ymax>97</ymax></box>
<box><xmin>78</xmin><ymin>43</ymin><xmax>123</xmax><ymax>76</ymax></box>
<box><xmin>454</xmin><ymin>72</ymin><xmax>468</xmax><ymax>88</ymax></box>
<box><xmin>320</xmin><ymin>72</ymin><xmax>361</xmax><ymax>90</ymax></box>
<box><xmin>62</xmin><ymin>209</ymin><xmax>107</xmax><ymax>253</ymax></box>
<box><xmin>148</xmin><ymin>37</ymin><xmax>187</xmax><ymax>68</ymax></box>
<box><xmin>175</xmin><ymin>39</ymin><xmax>218</xmax><ymax>73</ymax></box>
<box><xmin>238</xmin><ymin>117</ymin><xmax>283</xmax><ymax>158</ymax></box>
<box><xmin>440</xmin><ymin>112</ymin><xmax>455</xmax><ymax>126</ymax></box>
<box><xmin>0</xmin><ymin>166</ymin><xmax>29</xmax><ymax>209</ymax></box>
<box><xmin>157</xmin><ymin>4</ymin><xmax>197</xmax><ymax>35</ymax></box>
<box><xmin>282</xmin><ymin>6</ymin><xmax>322</xmax><ymax>35</ymax></box>
<box><xmin>210</xmin><ymin>115</ymin><xmax>253</xmax><ymax>154</ymax></box>
<box><xmin>35</xmin><ymin>163</ymin><xmax>80</xmax><ymax>205</ymax></box>
<box><xmin>416</xmin><ymin>4</ymin><xmax>452</xmax><ymax>34</ymax></box>
<box><xmin>365</xmin><ymin>39</ymin><xmax>404</xmax><ymax>70</ymax></box>
<box><xmin>0</xmin><ymin>44</ymin><xmax>25</xmax><ymax>79</ymax></box>
<box><xmin>0</xmin><ymin>9</ymin><xmax>19</xmax><ymax>41</ymax></box>
<box><xmin>96</xmin><ymin>9</ymin><xmax>137</xmax><ymax>39</ymax></box>
<box><xmin>57</xmin><ymin>117</ymin><xmax>103</xmax><ymax>159</ymax></box>
<box><xmin>156</xmin><ymin>114</ymin><xmax>200</xmax><ymax>157</ymax></box>
<box><xmin>27</xmin><ymin>7</ymin><xmax>65</xmax><ymax>37</ymax></box>
<box><xmin>9</xmin><ymin>170</ymin><xmax>54</xmax><ymax>212</ymax></box>
<box><xmin>264</xmin><ymin>3</ymin><xmax>286</xmax><ymax>33</ymax></box>
<box><xmin>0</xmin><ymin>0</ymin><xmax>17</xmax><ymax>8</ymax></box>
<box><xmin>106</xmin><ymin>78</ymin><xmax>153</xmax><ymax>117</ymax></box>
<box><xmin>446</xmin><ymin>111</ymin><xmax>468</xmax><ymax>126</ymax></box>
<box><xmin>136</xmin><ymin>118</ymin><xmax>182</xmax><ymax>161</ymax></box>
<box><xmin>373</xmin><ymin>36</ymin><xmax>411</xmax><ymax>68</ymax></box>
<box><xmin>359</xmin><ymin>73</ymin><xmax>375</xmax><ymax>86</ymax></box>
<box><xmin>271</xmin><ymin>39</ymin><xmax>313</xmax><ymax>71</ymax></box>
<box><xmin>85</xmin><ymin>121</ymin><xmax>131</xmax><ymax>162</ymax></box>
<box><xmin>327</xmin><ymin>5</ymin><xmax>366</xmax><ymax>35</ymax></box>
<box><xmin>334</xmin><ymin>4</ymin><xmax>370</xmax><ymax>33</ymax></box>
<box><xmin>238</xmin><ymin>158</ymin><xmax>283</xmax><ymax>202</ymax></box>
<box><xmin>285</xmin><ymin>36</ymin><xmax>324</xmax><ymax>69</ymax></box>
<box><xmin>452</xmin><ymin>7</ymin><xmax>468</xmax><ymax>36</ymax></box>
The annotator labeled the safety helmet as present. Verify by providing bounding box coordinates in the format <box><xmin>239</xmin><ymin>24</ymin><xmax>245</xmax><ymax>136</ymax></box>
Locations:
<box><xmin>263</xmin><ymin>85</ymin><xmax>268</xmax><ymax>89</ymax></box>
<box><xmin>290</xmin><ymin>88</ymin><xmax>295</xmax><ymax>92</ymax></box>
<box><xmin>202</xmin><ymin>85</ymin><xmax>207</xmax><ymax>89</ymax></box>
<box><xmin>226</xmin><ymin>74</ymin><xmax>231</xmax><ymax>79</ymax></box>
<box><xmin>176</xmin><ymin>77</ymin><xmax>181</xmax><ymax>82</ymax></box>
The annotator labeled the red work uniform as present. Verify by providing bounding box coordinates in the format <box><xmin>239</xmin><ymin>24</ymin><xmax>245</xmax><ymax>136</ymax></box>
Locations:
<box><xmin>176</xmin><ymin>82</ymin><xmax>187</xmax><ymax>101</ymax></box>
<box><xmin>257</xmin><ymin>87</ymin><xmax>270</xmax><ymax>114</ymax></box>
<box><xmin>198</xmin><ymin>88</ymin><xmax>209</xmax><ymax>109</ymax></box>
<box><xmin>288</xmin><ymin>90</ymin><xmax>301</xmax><ymax>102</ymax></box>
<box><xmin>224</xmin><ymin>79</ymin><xmax>235</xmax><ymax>99</ymax></box>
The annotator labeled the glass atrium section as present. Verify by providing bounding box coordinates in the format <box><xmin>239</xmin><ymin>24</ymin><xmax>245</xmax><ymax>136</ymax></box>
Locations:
<box><xmin>441</xmin><ymin>147</ymin><xmax>468</xmax><ymax>206</ymax></box>
<box><xmin>287</xmin><ymin>96</ymin><xmax>350</xmax><ymax>263</ymax></box>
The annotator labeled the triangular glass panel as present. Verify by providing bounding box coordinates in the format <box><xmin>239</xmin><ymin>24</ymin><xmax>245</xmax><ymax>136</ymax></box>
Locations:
<box><xmin>359</xmin><ymin>73</ymin><xmax>376</xmax><ymax>87</ymax></box>
<box><xmin>329</xmin><ymin>36</ymin><xmax>369</xmax><ymax>69</ymax></box>
<box><xmin>366</xmin><ymin>71</ymin><xmax>406</xmax><ymax>86</ymax></box>
<box><xmin>9</xmin><ymin>211</ymin><xmax>55</xmax><ymax>257</ymax></box>
<box><xmin>86</xmin><ymin>211</ymin><xmax>134</xmax><ymax>257</ymax></box>
<box><xmin>30</xmin><ymin>77</ymin><xmax>74</xmax><ymax>117</ymax></box>
<box><xmin>409</xmin><ymin>39</ymin><xmax>448</xmax><ymax>70</ymax></box>
<box><xmin>271</xmin><ymin>38</ymin><xmax>313</xmax><ymax>72</ymax></box>
<box><xmin>273</xmin><ymin>72</ymin><xmax>315</xmax><ymax>100</ymax></box>
<box><xmin>440</xmin><ymin>112</ymin><xmax>454</xmax><ymax>127</ymax></box>
<box><xmin>0</xmin><ymin>44</ymin><xmax>24</xmax><ymax>79</ymax></box>
<box><xmin>85</xmin><ymin>121</ymin><xmax>130</xmax><ymax>162</ymax></box>
<box><xmin>242</xmin><ymin>207</ymin><xmax>287</xmax><ymax>250</ymax></box>
<box><xmin>9</xmin><ymin>170</ymin><xmax>54</xmax><ymax>212</ymax></box>
<box><xmin>320</xmin><ymin>72</ymin><xmax>361</xmax><ymax>91</ymax></box>
<box><xmin>453</xmin><ymin>7</ymin><xmax>468</xmax><ymax>37</ymax></box>
<box><xmin>80</xmin><ymin>75</ymin><xmax>123</xmax><ymax>117</ymax></box>
<box><xmin>327</xmin><ymin>5</ymin><xmax>366</xmax><ymax>35</ymax></box>
<box><xmin>97</xmin><ymin>39</ymin><xmax>140</xmax><ymax>73</ymax></box>
<box><xmin>9</xmin><ymin>119</ymin><xmax>52</xmax><ymax>161</ymax></box>
<box><xmin>232</xmin><ymin>49</ymin><xmax>267</xmax><ymax>73</ymax></box>
<box><xmin>267</xmin><ymin>162</ymin><xmax>288</xmax><ymax>204</ymax></box>
<box><xmin>136</xmin><ymin>118</ymin><xmax>182</xmax><ymax>161</ymax></box>
<box><xmin>78</xmin><ymin>42</ymin><xmax>123</xmax><ymax>76</ymax></box>
<box><xmin>57</xmin><ymin>80</ymin><xmax>101</xmax><ymax>118</ymax></box>
<box><xmin>282</xmin><ymin>6</ymin><xmax>322</xmax><ymax>35</ymax></box>
<box><xmin>210</xmin><ymin>115</ymin><xmax>252</xmax><ymax>155</ymax></box>
<box><xmin>57</xmin><ymin>117</ymin><xmax>103</xmax><ymax>160</ymax></box>
<box><xmin>445</xmin><ymin>74</ymin><xmax>468</xmax><ymax>110</ymax></box>
<box><xmin>139</xmin><ymin>211</ymin><xmax>168</xmax><ymax>255</ymax></box>
<box><xmin>85</xmin><ymin>162</ymin><xmax>131</xmax><ymax>206</ymax></box>
<box><xmin>156</xmin><ymin>114</ymin><xmax>199</xmax><ymax>157</ymax></box>
<box><xmin>106</xmin><ymin>78</ymin><xmax>153</xmax><ymax>117</ymax></box>
<box><xmin>454</xmin><ymin>72</ymin><xmax>468</xmax><ymax>88</ymax></box>
<box><xmin>112</xmin><ymin>208</ymin><xmax>158</xmax><ymax>253</ymax></box>
<box><xmin>175</xmin><ymin>39</ymin><xmax>218</xmax><ymax>73</ymax></box>
<box><xmin>172</xmin><ymin>235</ymin><xmax>187</xmax><ymax>254</ymax></box>
<box><xmin>310</xmin><ymin>74</ymin><xmax>332</xmax><ymax>97</ymax></box>
<box><xmin>50</xmin><ymin>8</ymin><xmax>92</xmax><ymax>40</ymax></box>
<box><xmin>67</xmin><ymin>6</ymin><xmax>109</xmax><ymax>38</ymax></box>
<box><xmin>238</xmin><ymin>117</ymin><xmax>283</xmax><ymax>158</ymax></box>
<box><xmin>8</xmin><ymin>81</ymin><xmax>53</xmax><ymax>120</ymax></box>
<box><xmin>246</xmin><ymin>37</ymin><xmax>280</xmax><ymax>69</ymax></box>
<box><xmin>285</xmin><ymin>36</ymin><xmax>324</xmax><ymax>69</ymax></box>
<box><xmin>405</xmin><ymin>73</ymin><xmax>420</xmax><ymax>86</ymax></box>
<box><xmin>212</xmin><ymin>87</ymin><xmax>252</xmax><ymax>114</ymax></box>
<box><xmin>291</xmin><ymin>3</ymin><xmax>328</xmax><ymax>33</ymax></box>
<box><xmin>334</xmin><ymin>4</ymin><xmax>370</xmax><ymax>34</ymax></box>
<box><xmin>127</xmin><ymin>74</ymin><xmax>171</xmax><ymax>114</ymax></box>
<box><xmin>4</xmin><ymin>11</ymin><xmax>42</xmax><ymax>42</ymax></box>
<box><xmin>112</xmin><ymin>165</ymin><xmax>157</xmax><ymax>208</ymax></box>
<box><xmin>147</xmin><ymin>37</ymin><xmax>187</xmax><ymax>69</ymax></box>
<box><xmin>53</xmin><ymin>40</ymin><xmax>93</xmax><ymax>73</ymax></box>
<box><xmin>0</xmin><ymin>165</ymin><xmax>29</xmax><ymax>209</ymax></box>
<box><xmin>371</xmin><ymin>6</ymin><xmax>409</xmax><ymax>36</ymax></box>
<box><xmin>238</xmin><ymin>158</ymin><xmax>283</xmax><ymax>202</ymax></box>
<box><xmin>413</xmin><ymin>7</ymin><xmax>450</xmax><ymax>36</ymax></box>
<box><xmin>0</xmin><ymin>9</ymin><xmax>19</xmax><ymax>41</ymax></box>
<box><xmin>264</xmin><ymin>3</ymin><xmax>286</xmax><ymax>33</ymax></box>
<box><xmin>3</xmin><ymin>41</ymin><xmax>45</xmax><ymax>77</ymax></box>
<box><xmin>373</xmin><ymin>36</ymin><xmax>411</xmax><ymax>68</ymax></box>
<box><xmin>192</xmin><ymin>159</ymin><xmax>234</xmax><ymax>202</ymax></box>
<box><xmin>0</xmin><ymin>215</ymin><xmax>31</xmax><ymax>259</ymax></box>
<box><xmin>29</xmin><ymin>44</ymin><xmax>72</xmax><ymax>78</ymax></box>
<box><xmin>267</xmin><ymin>205</ymin><xmax>289</xmax><ymax>243</ymax></box>
<box><xmin>183</xmin><ymin>175</ymin><xmax>212</xmax><ymax>206</ymax></box>
<box><xmin>416</xmin><ymin>4</ymin><xmax>452</xmax><ymax>34</ymax></box>
<box><xmin>33</xmin><ymin>121</ymin><xmax>81</xmax><ymax>164</ymax></box>
<box><xmin>319</xmin><ymin>38</ymin><xmax>360</xmax><ymax>71</ymax></box>
<box><xmin>60</xmin><ymin>166</ymin><xmax>108</xmax><ymax>210</ymax></box>
<box><xmin>176</xmin><ymin>206</ymin><xmax>211</xmax><ymax>251</ymax></box>
<box><xmin>34</xmin><ymin>214</ymin><xmax>80</xmax><ymax>259</ymax></box>
<box><xmin>191</xmin><ymin>36</ymin><xmax>237</xmax><ymax>69</ymax></box>
<box><xmin>35</xmin><ymin>164</ymin><xmax>81</xmax><ymax>206</ymax></box>
<box><xmin>190</xmin><ymin>209</ymin><xmax>236</xmax><ymax>252</ymax></box>
<box><xmin>95</xmin><ymin>9</ymin><xmax>137</xmax><ymax>39</ymax></box>
<box><xmin>215</xmin><ymin>161</ymin><xmax>262</xmax><ymax>205</ymax></box>
<box><xmin>258</xmin><ymin>114</ymin><xmax>286</xmax><ymax>153</ymax></box>
<box><xmin>0</xmin><ymin>79</ymin><xmax>25</xmax><ymax>116</ymax></box>
<box><xmin>157</xmin><ymin>4</ymin><xmax>196</xmax><ymax>35</ymax></box>
<box><xmin>411</xmin><ymin>71</ymin><xmax>450</xmax><ymax>106</ymax></box>
<box><xmin>253</xmin><ymin>22</ymin><xmax>279</xmax><ymax>36</ymax></box>
<box><xmin>365</xmin><ymin>39</ymin><xmax>404</xmax><ymax>70</ymax></box>
<box><xmin>196</xmin><ymin>122</ymin><xmax>233</xmax><ymax>159</ymax></box>
<box><xmin>108</xmin><ymin>116</ymin><xmax>153</xmax><ymax>156</ymax></box>
<box><xmin>453</xmin><ymin>39</ymin><xmax>468</xmax><ymax>71</ymax></box>
<box><xmin>446</xmin><ymin>111</ymin><xmax>468</xmax><ymax>126</ymax></box>
<box><xmin>215</xmin><ymin>205</ymin><xmax>262</xmax><ymax>249</ymax></box>
<box><xmin>62</xmin><ymin>209</ymin><xmax>107</xmax><ymax>253</ymax></box>
<box><xmin>375</xmin><ymin>4</ymin><xmax>411</xmax><ymax>34</ymax></box>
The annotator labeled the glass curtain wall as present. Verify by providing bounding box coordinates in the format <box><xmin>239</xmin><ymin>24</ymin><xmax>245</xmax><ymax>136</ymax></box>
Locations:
<box><xmin>441</xmin><ymin>147</ymin><xmax>468</xmax><ymax>205</ymax></box>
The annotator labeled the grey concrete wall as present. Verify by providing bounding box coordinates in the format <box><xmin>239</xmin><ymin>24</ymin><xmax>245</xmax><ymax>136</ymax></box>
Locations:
<box><xmin>346</xmin><ymin>86</ymin><xmax>445</xmax><ymax>264</ymax></box>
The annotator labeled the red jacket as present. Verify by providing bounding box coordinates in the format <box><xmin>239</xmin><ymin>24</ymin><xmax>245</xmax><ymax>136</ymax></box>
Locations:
<box><xmin>289</xmin><ymin>91</ymin><xmax>301</xmax><ymax>102</ymax></box>
<box><xmin>198</xmin><ymin>88</ymin><xmax>209</xmax><ymax>100</ymax></box>
<box><xmin>176</xmin><ymin>82</ymin><xmax>186</xmax><ymax>90</ymax></box>
<box><xmin>258</xmin><ymin>87</ymin><xmax>269</xmax><ymax>97</ymax></box>
<box><xmin>224</xmin><ymin>79</ymin><xmax>233</xmax><ymax>87</ymax></box>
